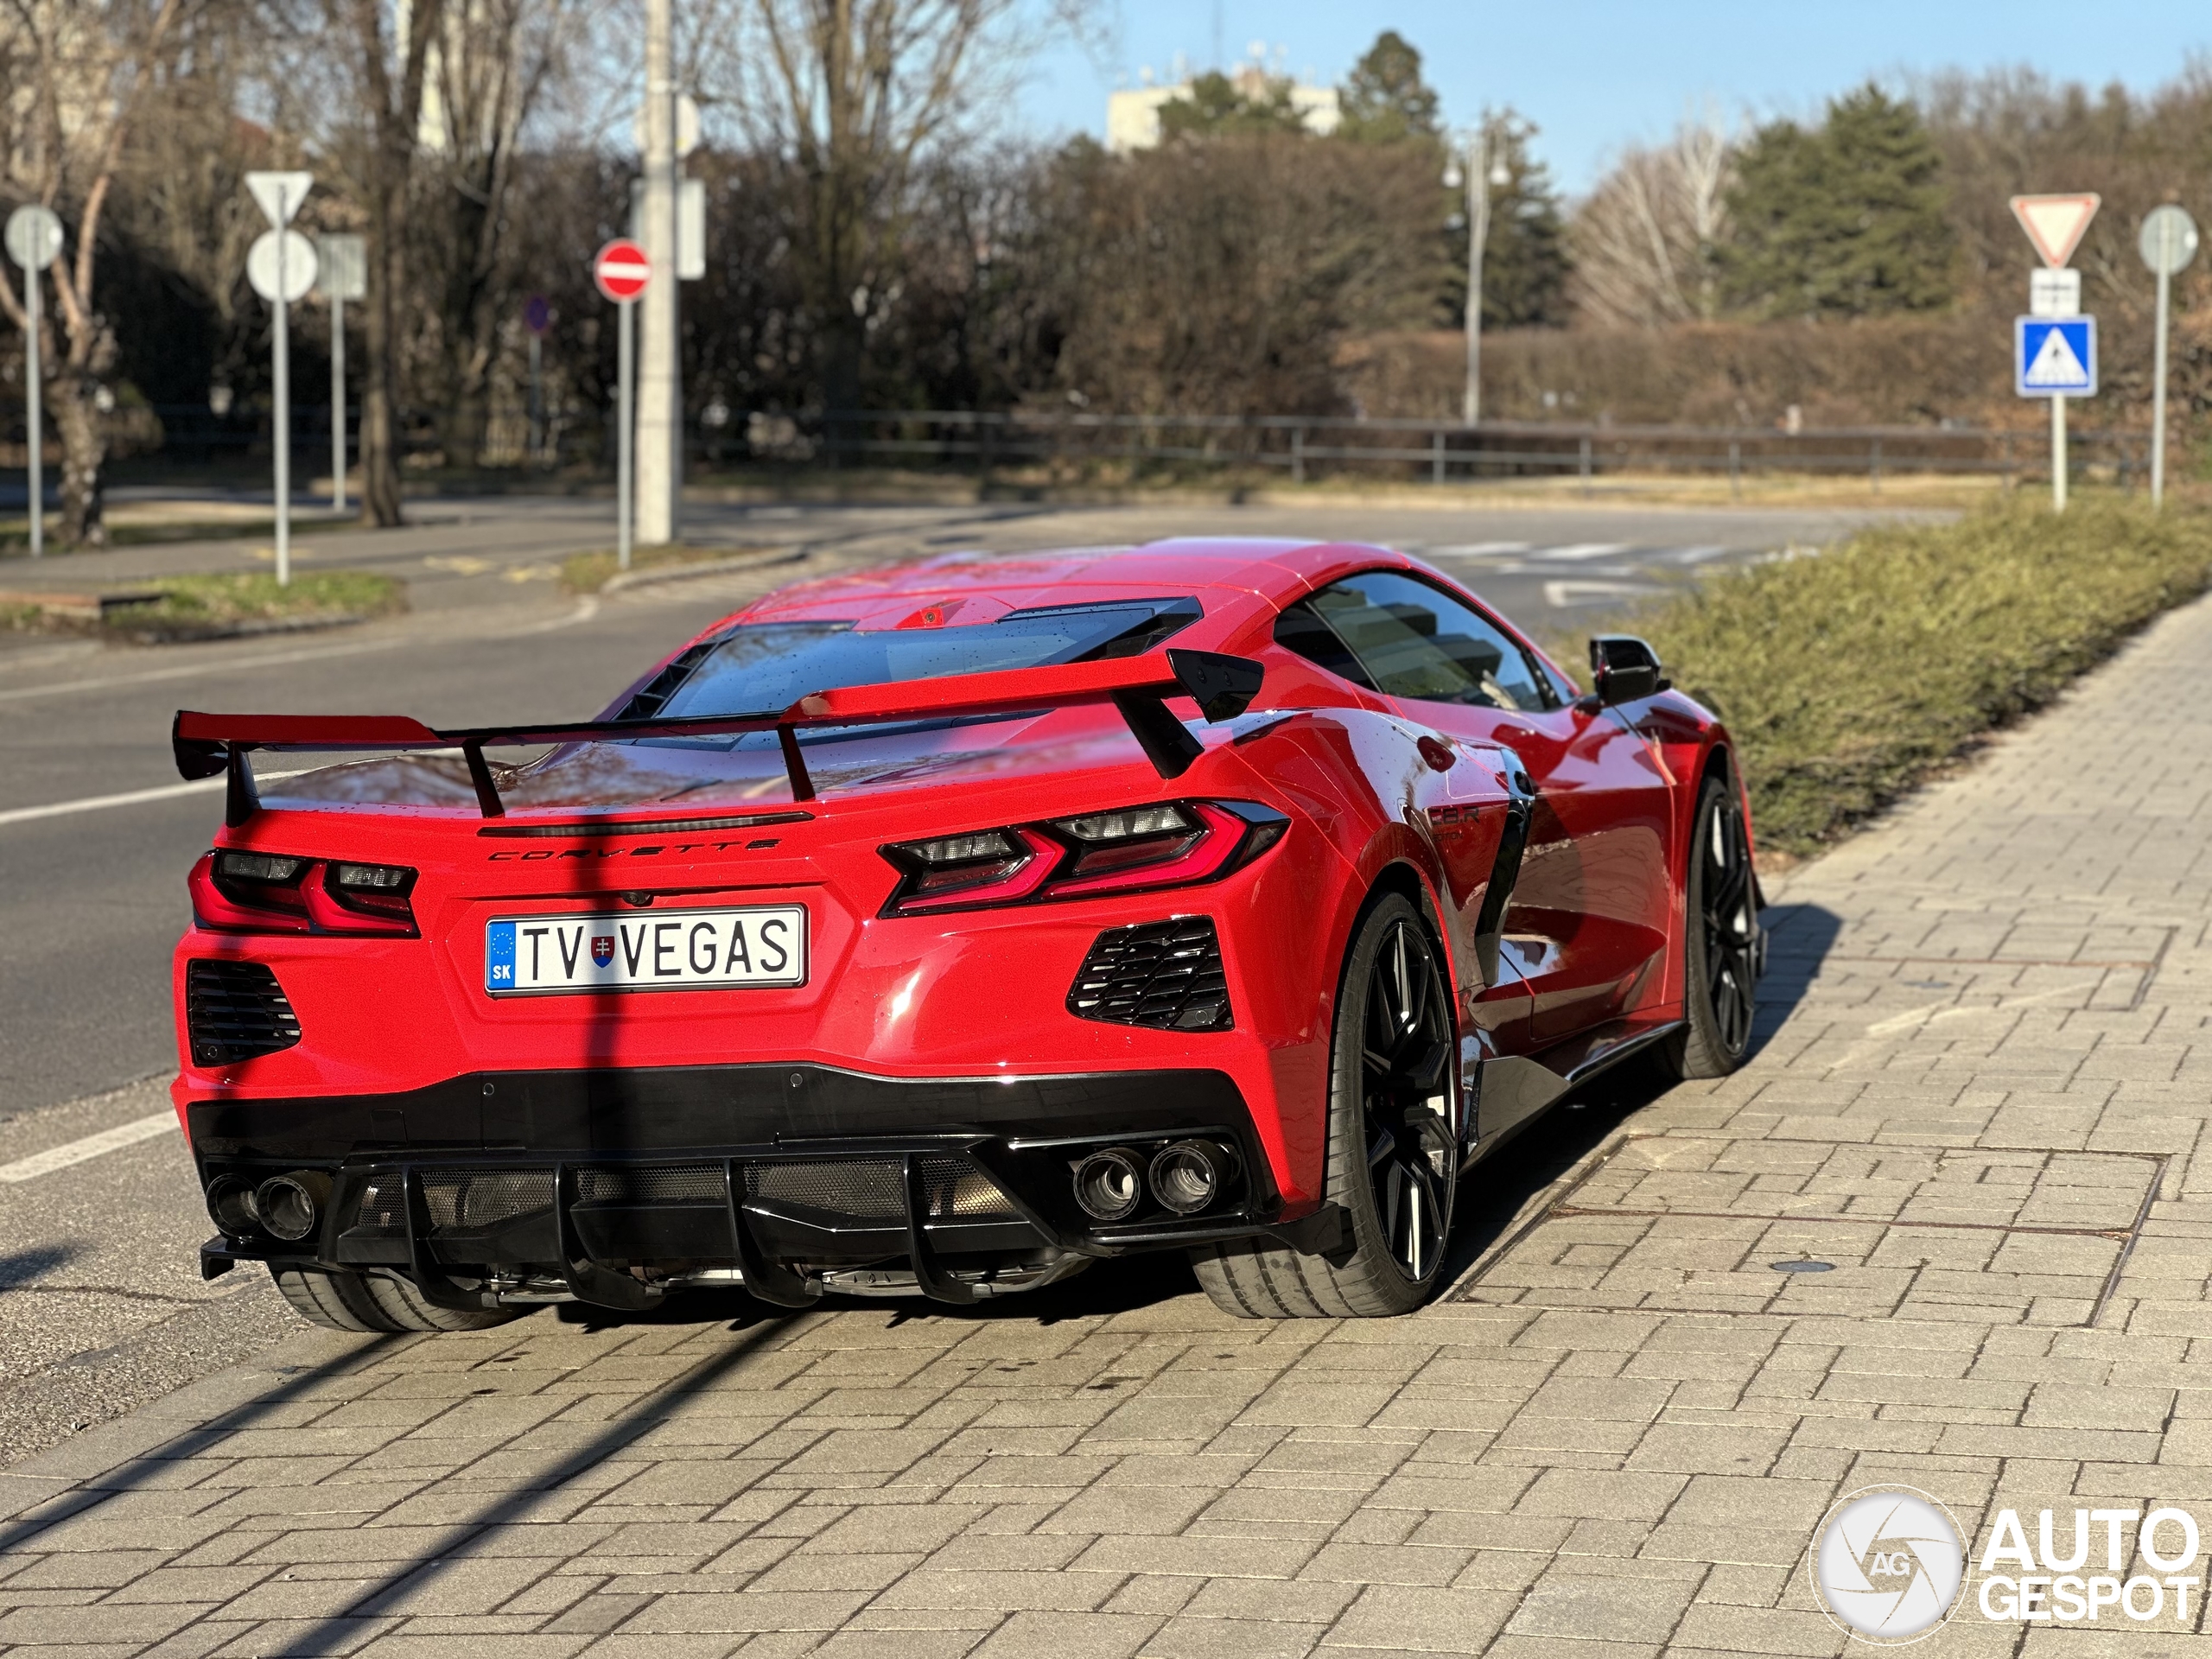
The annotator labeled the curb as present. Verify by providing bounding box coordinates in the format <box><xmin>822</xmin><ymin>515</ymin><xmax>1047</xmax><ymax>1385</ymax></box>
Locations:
<box><xmin>596</xmin><ymin>546</ymin><xmax>808</xmax><ymax>594</ymax></box>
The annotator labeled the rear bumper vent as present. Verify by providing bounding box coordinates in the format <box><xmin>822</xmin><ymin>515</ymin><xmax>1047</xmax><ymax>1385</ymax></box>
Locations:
<box><xmin>186</xmin><ymin>959</ymin><xmax>302</xmax><ymax>1065</ymax></box>
<box><xmin>1067</xmin><ymin>917</ymin><xmax>1231</xmax><ymax>1031</ymax></box>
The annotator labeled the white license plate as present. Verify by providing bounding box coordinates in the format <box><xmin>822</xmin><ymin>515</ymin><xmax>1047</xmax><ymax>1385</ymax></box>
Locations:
<box><xmin>484</xmin><ymin>906</ymin><xmax>806</xmax><ymax>995</ymax></box>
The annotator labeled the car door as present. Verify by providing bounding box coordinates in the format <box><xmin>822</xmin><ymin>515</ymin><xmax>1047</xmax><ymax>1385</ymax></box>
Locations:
<box><xmin>1283</xmin><ymin>570</ymin><xmax>1675</xmax><ymax>1048</ymax></box>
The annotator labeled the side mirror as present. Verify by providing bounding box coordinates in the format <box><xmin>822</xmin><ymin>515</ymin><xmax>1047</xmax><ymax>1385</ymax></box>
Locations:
<box><xmin>1588</xmin><ymin>634</ymin><xmax>1669</xmax><ymax>706</ymax></box>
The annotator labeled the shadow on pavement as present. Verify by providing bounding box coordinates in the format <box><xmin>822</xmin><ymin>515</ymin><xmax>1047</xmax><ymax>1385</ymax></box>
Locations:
<box><xmin>0</xmin><ymin>1243</ymin><xmax>85</xmax><ymax>1288</ymax></box>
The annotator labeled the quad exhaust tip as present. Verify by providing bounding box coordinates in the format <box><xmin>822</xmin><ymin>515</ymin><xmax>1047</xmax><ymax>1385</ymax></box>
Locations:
<box><xmin>1071</xmin><ymin>1139</ymin><xmax>1236</xmax><ymax>1221</ymax></box>
<box><xmin>1072</xmin><ymin>1147</ymin><xmax>1144</xmax><ymax>1221</ymax></box>
<box><xmin>207</xmin><ymin>1171</ymin><xmax>329</xmax><ymax>1242</ymax></box>
<box><xmin>1150</xmin><ymin>1140</ymin><xmax>1232</xmax><ymax>1215</ymax></box>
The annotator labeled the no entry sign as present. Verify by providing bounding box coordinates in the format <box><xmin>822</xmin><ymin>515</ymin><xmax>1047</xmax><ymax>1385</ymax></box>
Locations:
<box><xmin>594</xmin><ymin>239</ymin><xmax>651</xmax><ymax>303</ymax></box>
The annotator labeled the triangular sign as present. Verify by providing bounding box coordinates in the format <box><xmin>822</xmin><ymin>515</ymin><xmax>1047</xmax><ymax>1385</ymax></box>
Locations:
<box><xmin>2023</xmin><ymin>327</ymin><xmax>2087</xmax><ymax>389</ymax></box>
<box><xmin>2011</xmin><ymin>194</ymin><xmax>2100</xmax><ymax>269</ymax></box>
<box><xmin>245</xmin><ymin>170</ymin><xmax>315</xmax><ymax>229</ymax></box>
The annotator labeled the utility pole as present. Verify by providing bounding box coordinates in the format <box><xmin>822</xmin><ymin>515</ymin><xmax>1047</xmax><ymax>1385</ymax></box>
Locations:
<box><xmin>636</xmin><ymin>0</ymin><xmax>680</xmax><ymax>546</ymax></box>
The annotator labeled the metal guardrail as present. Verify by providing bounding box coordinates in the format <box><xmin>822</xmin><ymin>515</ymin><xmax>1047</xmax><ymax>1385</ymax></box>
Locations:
<box><xmin>117</xmin><ymin>404</ymin><xmax>2153</xmax><ymax>491</ymax></box>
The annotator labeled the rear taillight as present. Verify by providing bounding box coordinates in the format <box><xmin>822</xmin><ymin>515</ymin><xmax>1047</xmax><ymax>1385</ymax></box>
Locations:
<box><xmin>880</xmin><ymin>829</ymin><xmax>1059</xmax><ymax>914</ymax></box>
<box><xmin>190</xmin><ymin>852</ymin><xmax>419</xmax><ymax>937</ymax></box>
<box><xmin>879</xmin><ymin>801</ymin><xmax>1287</xmax><ymax>917</ymax></box>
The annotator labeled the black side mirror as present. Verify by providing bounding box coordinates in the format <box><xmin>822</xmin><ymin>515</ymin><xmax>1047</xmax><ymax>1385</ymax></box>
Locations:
<box><xmin>1588</xmin><ymin>634</ymin><xmax>1669</xmax><ymax>706</ymax></box>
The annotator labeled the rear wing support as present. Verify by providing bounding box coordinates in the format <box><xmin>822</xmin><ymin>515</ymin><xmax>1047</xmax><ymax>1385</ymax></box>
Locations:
<box><xmin>173</xmin><ymin>648</ymin><xmax>1261</xmax><ymax>823</ymax></box>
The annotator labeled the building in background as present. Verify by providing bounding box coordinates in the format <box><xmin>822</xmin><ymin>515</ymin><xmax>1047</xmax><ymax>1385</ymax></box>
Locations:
<box><xmin>1108</xmin><ymin>64</ymin><xmax>1341</xmax><ymax>153</ymax></box>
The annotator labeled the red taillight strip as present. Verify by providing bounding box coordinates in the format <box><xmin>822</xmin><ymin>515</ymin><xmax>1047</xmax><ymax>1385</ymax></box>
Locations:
<box><xmin>888</xmin><ymin>829</ymin><xmax>1062</xmax><ymax>915</ymax></box>
<box><xmin>1042</xmin><ymin>803</ymin><xmax>1249</xmax><ymax>899</ymax></box>
<box><xmin>188</xmin><ymin>853</ymin><xmax>419</xmax><ymax>938</ymax></box>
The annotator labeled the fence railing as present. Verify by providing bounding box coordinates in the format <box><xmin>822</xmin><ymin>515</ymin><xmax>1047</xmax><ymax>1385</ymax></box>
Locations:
<box><xmin>114</xmin><ymin>404</ymin><xmax>2152</xmax><ymax>492</ymax></box>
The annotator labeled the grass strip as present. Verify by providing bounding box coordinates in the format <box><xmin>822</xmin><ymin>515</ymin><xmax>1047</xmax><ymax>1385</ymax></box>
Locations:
<box><xmin>1622</xmin><ymin>497</ymin><xmax>2212</xmax><ymax>858</ymax></box>
<box><xmin>107</xmin><ymin>570</ymin><xmax>406</xmax><ymax>628</ymax></box>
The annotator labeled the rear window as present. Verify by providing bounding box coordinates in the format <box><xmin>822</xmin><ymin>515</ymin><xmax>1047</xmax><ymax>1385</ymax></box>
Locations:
<box><xmin>622</xmin><ymin>598</ymin><xmax>1200</xmax><ymax>721</ymax></box>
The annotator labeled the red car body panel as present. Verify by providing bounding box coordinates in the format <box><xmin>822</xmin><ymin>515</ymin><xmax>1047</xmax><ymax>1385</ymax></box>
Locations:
<box><xmin>167</xmin><ymin>538</ymin><xmax>1743</xmax><ymax>1302</ymax></box>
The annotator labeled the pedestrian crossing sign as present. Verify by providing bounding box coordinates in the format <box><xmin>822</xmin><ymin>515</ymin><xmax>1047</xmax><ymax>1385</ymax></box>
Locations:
<box><xmin>2016</xmin><ymin>316</ymin><xmax>2096</xmax><ymax>397</ymax></box>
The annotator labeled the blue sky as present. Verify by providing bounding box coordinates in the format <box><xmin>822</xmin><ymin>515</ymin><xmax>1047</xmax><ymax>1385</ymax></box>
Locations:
<box><xmin>1018</xmin><ymin>1</ymin><xmax>2212</xmax><ymax>194</ymax></box>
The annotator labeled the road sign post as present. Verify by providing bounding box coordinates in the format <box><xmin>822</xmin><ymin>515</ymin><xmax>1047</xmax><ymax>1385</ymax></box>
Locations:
<box><xmin>2010</xmin><ymin>194</ymin><xmax>2101</xmax><ymax>512</ymax></box>
<box><xmin>318</xmin><ymin>235</ymin><xmax>365</xmax><ymax>514</ymax></box>
<box><xmin>2139</xmin><ymin>205</ymin><xmax>2199</xmax><ymax>510</ymax></box>
<box><xmin>5</xmin><ymin>206</ymin><xmax>63</xmax><ymax>558</ymax></box>
<box><xmin>593</xmin><ymin>240</ymin><xmax>652</xmax><ymax>572</ymax></box>
<box><xmin>524</xmin><ymin>296</ymin><xmax>553</xmax><ymax>465</ymax></box>
<box><xmin>245</xmin><ymin>173</ymin><xmax>315</xmax><ymax>584</ymax></box>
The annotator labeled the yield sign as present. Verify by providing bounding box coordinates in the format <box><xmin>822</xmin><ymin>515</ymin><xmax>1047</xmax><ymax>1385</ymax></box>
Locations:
<box><xmin>593</xmin><ymin>238</ymin><xmax>651</xmax><ymax>302</ymax></box>
<box><xmin>245</xmin><ymin>170</ymin><xmax>314</xmax><ymax>229</ymax></box>
<box><xmin>2010</xmin><ymin>194</ymin><xmax>2101</xmax><ymax>269</ymax></box>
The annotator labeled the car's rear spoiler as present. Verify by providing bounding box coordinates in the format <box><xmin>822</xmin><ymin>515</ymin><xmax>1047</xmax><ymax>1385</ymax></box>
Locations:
<box><xmin>172</xmin><ymin>648</ymin><xmax>1263</xmax><ymax>825</ymax></box>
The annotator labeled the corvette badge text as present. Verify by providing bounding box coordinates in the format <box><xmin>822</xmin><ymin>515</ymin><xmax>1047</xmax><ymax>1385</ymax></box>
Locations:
<box><xmin>1807</xmin><ymin>1489</ymin><xmax>2208</xmax><ymax>1643</ymax></box>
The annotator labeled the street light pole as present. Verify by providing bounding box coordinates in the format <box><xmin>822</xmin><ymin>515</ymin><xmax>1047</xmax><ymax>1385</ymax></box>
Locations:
<box><xmin>1456</xmin><ymin>124</ymin><xmax>1510</xmax><ymax>429</ymax></box>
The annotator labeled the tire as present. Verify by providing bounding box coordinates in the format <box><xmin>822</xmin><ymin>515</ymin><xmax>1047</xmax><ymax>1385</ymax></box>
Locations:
<box><xmin>1192</xmin><ymin>892</ymin><xmax>1457</xmax><ymax>1319</ymax></box>
<box><xmin>270</xmin><ymin>1266</ymin><xmax>520</xmax><ymax>1333</ymax></box>
<box><xmin>1657</xmin><ymin>772</ymin><xmax>1759</xmax><ymax>1080</ymax></box>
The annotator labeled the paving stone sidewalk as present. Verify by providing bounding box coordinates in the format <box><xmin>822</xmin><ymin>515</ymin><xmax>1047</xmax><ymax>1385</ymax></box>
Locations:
<box><xmin>10</xmin><ymin>591</ymin><xmax>2212</xmax><ymax>1659</ymax></box>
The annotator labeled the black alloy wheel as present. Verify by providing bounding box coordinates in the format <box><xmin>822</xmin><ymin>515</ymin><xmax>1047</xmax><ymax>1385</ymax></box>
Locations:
<box><xmin>1190</xmin><ymin>891</ymin><xmax>1457</xmax><ymax>1318</ymax></box>
<box><xmin>1662</xmin><ymin>773</ymin><xmax>1759</xmax><ymax>1079</ymax></box>
<box><xmin>1359</xmin><ymin>914</ymin><xmax>1456</xmax><ymax>1283</ymax></box>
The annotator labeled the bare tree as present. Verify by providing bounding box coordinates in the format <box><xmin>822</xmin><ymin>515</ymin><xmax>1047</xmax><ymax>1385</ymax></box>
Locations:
<box><xmin>700</xmin><ymin>0</ymin><xmax>1073</xmax><ymax>411</ymax></box>
<box><xmin>413</xmin><ymin>0</ymin><xmax>590</xmax><ymax>467</ymax></box>
<box><xmin>320</xmin><ymin>0</ymin><xmax>444</xmax><ymax>525</ymax></box>
<box><xmin>1567</xmin><ymin>111</ymin><xmax>1733</xmax><ymax>328</ymax></box>
<box><xmin>0</xmin><ymin>0</ymin><xmax>188</xmax><ymax>545</ymax></box>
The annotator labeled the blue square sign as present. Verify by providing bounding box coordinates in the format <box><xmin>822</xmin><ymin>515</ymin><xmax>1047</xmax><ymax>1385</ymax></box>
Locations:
<box><xmin>2016</xmin><ymin>316</ymin><xmax>2096</xmax><ymax>397</ymax></box>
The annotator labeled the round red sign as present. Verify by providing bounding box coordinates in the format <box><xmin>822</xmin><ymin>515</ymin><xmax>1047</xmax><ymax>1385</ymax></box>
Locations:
<box><xmin>593</xmin><ymin>239</ymin><xmax>651</xmax><ymax>303</ymax></box>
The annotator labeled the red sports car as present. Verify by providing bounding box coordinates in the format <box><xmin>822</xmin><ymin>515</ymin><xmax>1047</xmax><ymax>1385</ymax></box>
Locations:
<box><xmin>168</xmin><ymin>538</ymin><xmax>1761</xmax><ymax>1329</ymax></box>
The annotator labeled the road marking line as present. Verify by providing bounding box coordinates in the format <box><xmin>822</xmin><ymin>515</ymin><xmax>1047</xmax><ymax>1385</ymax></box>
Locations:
<box><xmin>0</xmin><ymin>1113</ymin><xmax>178</xmax><ymax>1184</ymax></box>
<box><xmin>1534</xmin><ymin>543</ymin><xmax>1630</xmax><ymax>562</ymax></box>
<box><xmin>0</xmin><ymin>769</ymin><xmax>310</xmax><ymax>830</ymax></box>
<box><xmin>1427</xmin><ymin>541</ymin><xmax>1532</xmax><ymax>556</ymax></box>
<box><xmin>0</xmin><ymin>598</ymin><xmax>600</xmax><ymax>703</ymax></box>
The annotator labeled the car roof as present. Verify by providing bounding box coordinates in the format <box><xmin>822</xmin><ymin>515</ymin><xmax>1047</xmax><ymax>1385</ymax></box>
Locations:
<box><xmin>735</xmin><ymin>538</ymin><xmax>1417</xmax><ymax>626</ymax></box>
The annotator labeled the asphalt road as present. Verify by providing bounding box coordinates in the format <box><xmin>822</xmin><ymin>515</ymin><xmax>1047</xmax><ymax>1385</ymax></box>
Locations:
<box><xmin>0</xmin><ymin>491</ymin><xmax>1911</xmax><ymax>1465</ymax></box>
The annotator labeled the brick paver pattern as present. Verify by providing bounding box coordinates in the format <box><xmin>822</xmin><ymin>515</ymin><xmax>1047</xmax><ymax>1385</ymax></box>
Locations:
<box><xmin>9</xmin><ymin>594</ymin><xmax>2212</xmax><ymax>1657</ymax></box>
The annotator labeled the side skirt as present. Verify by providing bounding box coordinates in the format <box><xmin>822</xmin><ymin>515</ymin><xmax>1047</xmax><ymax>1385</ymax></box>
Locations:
<box><xmin>1460</xmin><ymin>1019</ymin><xmax>1685</xmax><ymax>1173</ymax></box>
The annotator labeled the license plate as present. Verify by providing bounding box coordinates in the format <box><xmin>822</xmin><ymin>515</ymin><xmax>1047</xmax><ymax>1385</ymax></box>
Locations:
<box><xmin>484</xmin><ymin>906</ymin><xmax>806</xmax><ymax>995</ymax></box>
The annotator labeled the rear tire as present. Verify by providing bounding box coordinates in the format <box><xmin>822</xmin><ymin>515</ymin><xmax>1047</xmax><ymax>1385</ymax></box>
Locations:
<box><xmin>1192</xmin><ymin>893</ymin><xmax>1457</xmax><ymax>1319</ymax></box>
<box><xmin>1656</xmin><ymin>773</ymin><xmax>1758</xmax><ymax>1081</ymax></box>
<box><xmin>270</xmin><ymin>1266</ymin><xmax>520</xmax><ymax>1333</ymax></box>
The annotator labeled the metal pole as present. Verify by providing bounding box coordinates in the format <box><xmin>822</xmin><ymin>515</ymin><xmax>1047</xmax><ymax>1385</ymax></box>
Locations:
<box><xmin>528</xmin><ymin>331</ymin><xmax>543</xmax><ymax>465</ymax></box>
<box><xmin>636</xmin><ymin>0</ymin><xmax>679</xmax><ymax>544</ymax></box>
<box><xmin>618</xmin><ymin>297</ymin><xmax>634</xmax><ymax>572</ymax></box>
<box><xmin>2051</xmin><ymin>394</ymin><xmax>2067</xmax><ymax>513</ymax></box>
<box><xmin>24</xmin><ymin>262</ymin><xmax>40</xmax><ymax>558</ymax></box>
<box><xmin>274</xmin><ymin>218</ymin><xmax>290</xmax><ymax>586</ymax></box>
<box><xmin>331</xmin><ymin>292</ymin><xmax>346</xmax><ymax>513</ymax></box>
<box><xmin>2153</xmin><ymin>261</ymin><xmax>2172</xmax><ymax>509</ymax></box>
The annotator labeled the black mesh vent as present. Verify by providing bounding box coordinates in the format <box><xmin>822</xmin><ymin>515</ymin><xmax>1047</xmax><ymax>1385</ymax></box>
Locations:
<box><xmin>580</xmin><ymin>1164</ymin><xmax>724</xmax><ymax>1204</ymax></box>
<box><xmin>423</xmin><ymin>1169</ymin><xmax>553</xmax><ymax>1234</ymax></box>
<box><xmin>748</xmin><ymin>1160</ymin><xmax>905</xmax><ymax>1218</ymax></box>
<box><xmin>1067</xmin><ymin>918</ymin><xmax>1231</xmax><ymax>1031</ymax></box>
<box><xmin>186</xmin><ymin>959</ymin><xmax>302</xmax><ymax>1065</ymax></box>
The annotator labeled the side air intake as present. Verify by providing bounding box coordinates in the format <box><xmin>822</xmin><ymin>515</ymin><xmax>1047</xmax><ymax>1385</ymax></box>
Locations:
<box><xmin>1066</xmin><ymin>917</ymin><xmax>1231</xmax><ymax>1032</ymax></box>
<box><xmin>185</xmin><ymin>959</ymin><xmax>302</xmax><ymax>1065</ymax></box>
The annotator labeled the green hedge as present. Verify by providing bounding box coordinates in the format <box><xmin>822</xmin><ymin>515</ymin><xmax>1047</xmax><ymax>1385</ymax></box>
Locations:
<box><xmin>1631</xmin><ymin>499</ymin><xmax>2212</xmax><ymax>856</ymax></box>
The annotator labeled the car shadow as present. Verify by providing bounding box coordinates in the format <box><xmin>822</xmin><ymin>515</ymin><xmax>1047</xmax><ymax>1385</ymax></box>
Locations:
<box><xmin>0</xmin><ymin>1242</ymin><xmax>85</xmax><ymax>1290</ymax></box>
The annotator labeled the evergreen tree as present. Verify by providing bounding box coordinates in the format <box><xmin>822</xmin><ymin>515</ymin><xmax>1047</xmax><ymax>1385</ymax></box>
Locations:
<box><xmin>1338</xmin><ymin>31</ymin><xmax>1440</xmax><ymax>144</ymax></box>
<box><xmin>1158</xmin><ymin>71</ymin><xmax>1308</xmax><ymax>140</ymax></box>
<box><xmin>1722</xmin><ymin>84</ymin><xmax>1955</xmax><ymax>318</ymax></box>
